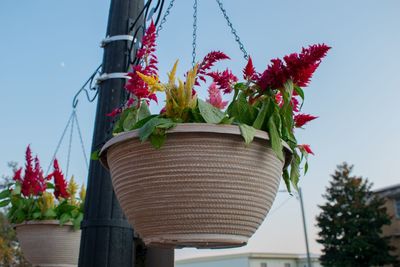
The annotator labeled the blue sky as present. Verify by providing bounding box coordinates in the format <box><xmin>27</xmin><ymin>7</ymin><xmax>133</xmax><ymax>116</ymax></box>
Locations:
<box><xmin>1</xmin><ymin>0</ymin><xmax>400</xmax><ymax>260</ymax></box>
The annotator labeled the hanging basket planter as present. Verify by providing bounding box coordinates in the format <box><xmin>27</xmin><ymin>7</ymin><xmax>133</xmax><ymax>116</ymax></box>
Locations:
<box><xmin>100</xmin><ymin>123</ymin><xmax>291</xmax><ymax>248</ymax></box>
<box><xmin>15</xmin><ymin>220</ymin><xmax>81</xmax><ymax>267</ymax></box>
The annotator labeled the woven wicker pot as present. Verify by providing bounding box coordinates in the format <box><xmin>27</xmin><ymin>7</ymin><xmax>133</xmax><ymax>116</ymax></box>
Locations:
<box><xmin>15</xmin><ymin>220</ymin><xmax>81</xmax><ymax>267</ymax></box>
<box><xmin>100</xmin><ymin>123</ymin><xmax>291</xmax><ymax>248</ymax></box>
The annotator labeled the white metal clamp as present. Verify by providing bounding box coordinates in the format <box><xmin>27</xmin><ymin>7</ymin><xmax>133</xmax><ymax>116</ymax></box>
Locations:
<box><xmin>100</xmin><ymin>35</ymin><xmax>134</xmax><ymax>47</ymax></box>
<box><xmin>96</xmin><ymin>73</ymin><xmax>130</xmax><ymax>84</ymax></box>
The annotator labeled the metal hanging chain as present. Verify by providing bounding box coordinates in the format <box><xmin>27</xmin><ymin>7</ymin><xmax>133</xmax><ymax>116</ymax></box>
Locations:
<box><xmin>65</xmin><ymin>110</ymin><xmax>76</xmax><ymax>178</ymax></box>
<box><xmin>192</xmin><ymin>0</ymin><xmax>198</xmax><ymax>66</ymax></box>
<box><xmin>46</xmin><ymin>111</ymin><xmax>75</xmax><ymax>175</ymax></box>
<box><xmin>73</xmin><ymin>112</ymin><xmax>89</xmax><ymax>171</ymax></box>
<box><xmin>215</xmin><ymin>0</ymin><xmax>249</xmax><ymax>60</ymax></box>
<box><xmin>156</xmin><ymin>0</ymin><xmax>176</xmax><ymax>36</ymax></box>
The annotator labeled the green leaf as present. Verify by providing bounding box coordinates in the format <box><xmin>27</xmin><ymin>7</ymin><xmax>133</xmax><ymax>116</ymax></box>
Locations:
<box><xmin>189</xmin><ymin>107</ymin><xmax>205</xmax><ymax>123</ymax></box>
<box><xmin>290</xmin><ymin>152</ymin><xmax>301</xmax><ymax>190</ymax></box>
<box><xmin>282</xmin><ymin>169</ymin><xmax>291</xmax><ymax>193</ymax></box>
<box><xmin>304</xmin><ymin>161</ymin><xmax>309</xmax><ymax>175</ymax></box>
<box><xmin>239</xmin><ymin>124</ymin><xmax>256</xmax><ymax>144</ymax></box>
<box><xmin>252</xmin><ymin>99</ymin><xmax>274</xmax><ymax>130</ymax></box>
<box><xmin>234</xmin><ymin>82</ymin><xmax>247</xmax><ymax>91</ymax></box>
<box><xmin>14</xmin><ymin>209</ymin><xmax>25</xmax><ymax>223</ymax></box>
<box><xmin>0</xmin><ymin>189</ymin><xmax>10</xmax><ymax>199</ymax></box>
<box><xmin>90</xmin><ymin>150</ymin><xmax>100</xmax><ymax>160</ymax></box>
<box><xmin>283</xmin><ymin>80</ymin><xmax>294</xmax><ymax>99</ymax></box>
<box><xmin>150</xmin><ymin>134</ymin><xmax>166</xmax><ymax>149</ymax></box>
<box><xmin>294</xmin><ymin>85</ymin><xmax>304</xmax><ymax>101</ymax></box>
<box><xmin>219</xmin><ymin>116</ymin><xmax>235</xmax><ymax>125</ymax></box>
<box><xmin>113</xmin><ymin>107</ymin><xmax>134</xmax><ymax>134</ymax></box>
<box><xmin>32</xmin><ymin>211</ymin><xmax>42</xmax><ymax>219</ymax></box>
<box><xmin>0</xmin><ymin>199</ymin><xmax>10</xmax><ymax>207</ymax></box>
<box><xmin>44</xmin><ymin>208</ymin><xmax>57</xmax><ymax>218</ymax></box>
<box><xmin>12</xmin><ymin>183</ymin><xmax>21</xmax><ymax>195</ymax></box>
<box><xmin>59</xmin><ymin>213</ymin><xmax>71</xmax><ymax>225</ymax></box>
<box><xmin>71</xmin><ymin>209</ymin><xmax>79</xmax><ymax>218</ymax></box>
<box><xmin>73</xmin><ymin>213</ymin><xmax>84</xmax><ymax>230</ymax></box>
<box><xmin>132</xmin><ymin>115</ymin><xmax>158</xmax><ymax>130</ymax></box>
<box><xmin>139</xmin><ymin>117</ymin><xmax>176</xmax><ymax>142</ymax></box>
<box><xmin>46</xmin><ymin>182</ymin><xmax>55</xmax><ymax>189</ymax></box>
<box><xmin>137</xmin><ymin>101</ymin><xmax>152</xmax><ymax>121</ymax></box>
<box><xmin>122</xmin><ymin>109</ymin><xmax>138</xmax><ymax>131</ymax></box>
<box><xmin>228</xmin><ymin>92</ymin><xmax>257</xmax><ymax>125</ymax></box>
<box><xmin>198</xmin><ymin>99</ymin><xmax>225</xmax><ymax>124</ymax></box>
<box><xmin>267</xmin><ymin>115</ymin><xmax>284</xmax><ymax>162</ymax></box>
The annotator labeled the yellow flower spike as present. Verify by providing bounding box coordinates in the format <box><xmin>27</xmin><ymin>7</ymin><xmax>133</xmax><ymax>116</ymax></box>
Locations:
<box><xmin>39</xmin><ymin>192</ymin><xmax>55</xmax><ymax>214</ymax></box>
<box><xmin>163</xmin><ymin>62</ymin><xmax>198</xmax><ymax>121</ymax></box>
<box><xmin>168</xmin><ymin>60</ymin><xmax>179</xmax><ymax>86</ymax></box>
<box><xmin>79</xmin><ymin>183</ymin><xmax>86</xmax><ymax>202</ymax></box>
<box><xmin>136</xmin><ymin>71</ymin><xmax>164</xmax><ymax>93</ymax></box>
<box><xmin>67</xmin><ymin>175</ymin><xmax>78</xmax><ymax>197</ymax></box>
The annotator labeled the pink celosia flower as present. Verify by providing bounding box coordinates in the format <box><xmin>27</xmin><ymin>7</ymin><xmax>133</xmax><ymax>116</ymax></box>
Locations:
<box><xmin>206</xmin><ymin>82</ymin><xmax>228</xmax><ymax>109</ymax></box>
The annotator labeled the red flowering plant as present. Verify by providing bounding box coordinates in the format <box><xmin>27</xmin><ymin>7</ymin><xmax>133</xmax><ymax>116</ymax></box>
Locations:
<box><xmin>0</xmin><ymin>146</ymin><xmax>86</xmax><ymax>230</ymax></box>
<box><xmin>110</xmin><ymin>22</ymin><xmax>330</xmax><ymax>191</ymax></box>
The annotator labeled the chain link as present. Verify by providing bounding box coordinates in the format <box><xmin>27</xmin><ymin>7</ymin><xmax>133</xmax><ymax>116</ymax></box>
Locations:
<box><xmin>215</xmin><ymin>0</ymin><xmax>249</xmax><ymax>60</ymax></box>
<box><xmin>192</xmin><ymin>0</ymin><xmax>198</xmax><ymax>66</ymax></box>
<box><xmin>66</xmin><ymin>109</ymin><xmax>75</xmax><ymax>179</ymax></box>
<box><xmin>156</xmin><ymin>0</ymin><xmax>175</xmax><ymax>36</ymax></box>
<box><xmin>74</xmin><ymin>112</ymin><xmax>89</xmax><ymax>171</ymax></box>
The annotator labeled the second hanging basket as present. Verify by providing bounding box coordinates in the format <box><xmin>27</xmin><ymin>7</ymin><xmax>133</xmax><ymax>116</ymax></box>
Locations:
<box><xmin>100</xmin><ymin>123</ymin><xmax>291</xmax><ymax>248</ymax></box>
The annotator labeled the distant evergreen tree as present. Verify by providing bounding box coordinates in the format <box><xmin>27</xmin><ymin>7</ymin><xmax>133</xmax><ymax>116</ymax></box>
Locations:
<box><xmin>316</xmin><ymin>162</ymin><xmax>398</xmax><ymax>267</ymax></box>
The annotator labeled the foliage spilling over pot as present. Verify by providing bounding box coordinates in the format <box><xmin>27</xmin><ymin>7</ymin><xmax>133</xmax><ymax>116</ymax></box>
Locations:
<box><xmin>107</xmin><ymin>21</ymin><xmax>330</xmax><ymax>191</ymax></box>
<box><xmin>0</xmin><ymin>146</ymin><xmax>86</xmax><ymax>230</ymax></box>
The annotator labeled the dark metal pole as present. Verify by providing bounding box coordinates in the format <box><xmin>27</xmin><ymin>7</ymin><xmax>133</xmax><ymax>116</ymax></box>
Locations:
<box><xmin>299</xmin><ymin>187</ymin><xmax>312</xmax><ymax>267</ymax></box>
<box><xmin>78</xmin><ymin>0</ymin><xmax>174</xmax><ymax>266</ymax></box>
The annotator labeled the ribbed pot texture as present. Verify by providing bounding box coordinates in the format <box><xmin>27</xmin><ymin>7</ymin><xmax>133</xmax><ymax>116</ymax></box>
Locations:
<box><xmin>101</xmin><ymin>124</ymin><xmax>290</xmax><ymax>248</ymax></box>
<box><xmin>15</xmin><ymin>220</ymin><xmax>81</xmax><ymax>267</ymax></box>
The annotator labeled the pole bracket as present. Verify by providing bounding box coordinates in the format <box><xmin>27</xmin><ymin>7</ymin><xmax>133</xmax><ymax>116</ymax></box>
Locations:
<box><xmin>100</xmin><ymin>35</ymin><xmax>134</xmax><ymax>47</ymax></box>
<box><xmin>96</xmin><ymin>72</ymin><xmax>130</xmax><ymax>84</ymax></box>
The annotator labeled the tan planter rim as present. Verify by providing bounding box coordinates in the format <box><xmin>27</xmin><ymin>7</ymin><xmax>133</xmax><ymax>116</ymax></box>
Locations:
<box><xmin>100</xmin><ymin>123</ymin><xmax>292</xmax><ymax>169</ymax></box>
<box><xmin>14</xmin><ymin>220</ymin><xmax>73</xmax><ymax>228</ymax></box>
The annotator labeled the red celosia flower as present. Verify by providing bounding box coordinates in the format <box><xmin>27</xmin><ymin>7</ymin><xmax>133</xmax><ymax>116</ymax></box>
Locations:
<box><xmin>136</xmin><ymin>21</ymin><xmax>157</xmax><ymax>61</ymax></box>
<box><xmin>294</xmin><ymin>113</ymin><xmax>318</xmax><ymax>128</ymax></box>
<box><xmin>48</xmin><ymin>159</ymin><xmax>70</xmax><ymax>199</ymax></box>
<box><xmin>257</xmin><ymin>58</ymin><xmax>287</xmax><ymax>91</ymax></box>
<box><xmin>243</xmin><ymin>56</ymin><xmax>257</xmax><ymax>80</ymax></box>
<box><xmin>160</xmin><ymin>106</ymin><xmax>166</xmax><ymax>114</ymax></box>
<box><xmin>17</xmin><ymin>146</ymin><xmax>47</xmax><ymax>196</ymax></box>
<box><xmin>106</xmin><ymin>108</ymin><xmax>122</xmax><ymax>117</ymax></box>
<box><xmin>207</xmin><ymin>69</ymin><xmax>238</xmax><ymax>94</ymax></box>
<box><xmin>284</xmin><ymin>44</ymin><xmax>330</xmax><ymax>87</ymax></box>
<box><xmin>257</xmin><ymin>44</ymin><xmax>330</xmax><ymax>91</ymax></box>
<box><xmin>124</xmin><ymin>21</ymin><xmax>158</xmax><ymax>105</ymax></box>
<box><xmin>197</xmin><ymin>51</ymin><xmax>230</xmax><ymax>84</ymax></box>
<box><xmin>275</xmin><ymin>92</ymin><xmax>300</xmax><ymax>112</ymax></box>
<box><xmin>13</xmin><ymin>168</ymin><xmax>22</xmax><ymax>182</ymax></box>
<box><xmin>298</xmin><ymin>144</ymin><xmax>314</xmax><ymax>155</ymax></box>
<box><xmin>206</xmin><ymin>82</ymin><xmax>228</xmax><ymax>109</ymax></box>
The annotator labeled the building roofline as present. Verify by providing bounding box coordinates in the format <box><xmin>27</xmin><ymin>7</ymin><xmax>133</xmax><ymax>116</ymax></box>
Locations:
<box><xmin>374</xmin><ymin>183</ymin><xmax>400</xmax><ymax>198</ymax></box>
<box><xmin>175</xmin><ymin>252</ymin><xmax>320</xmax><ymax>264</ymax></box>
